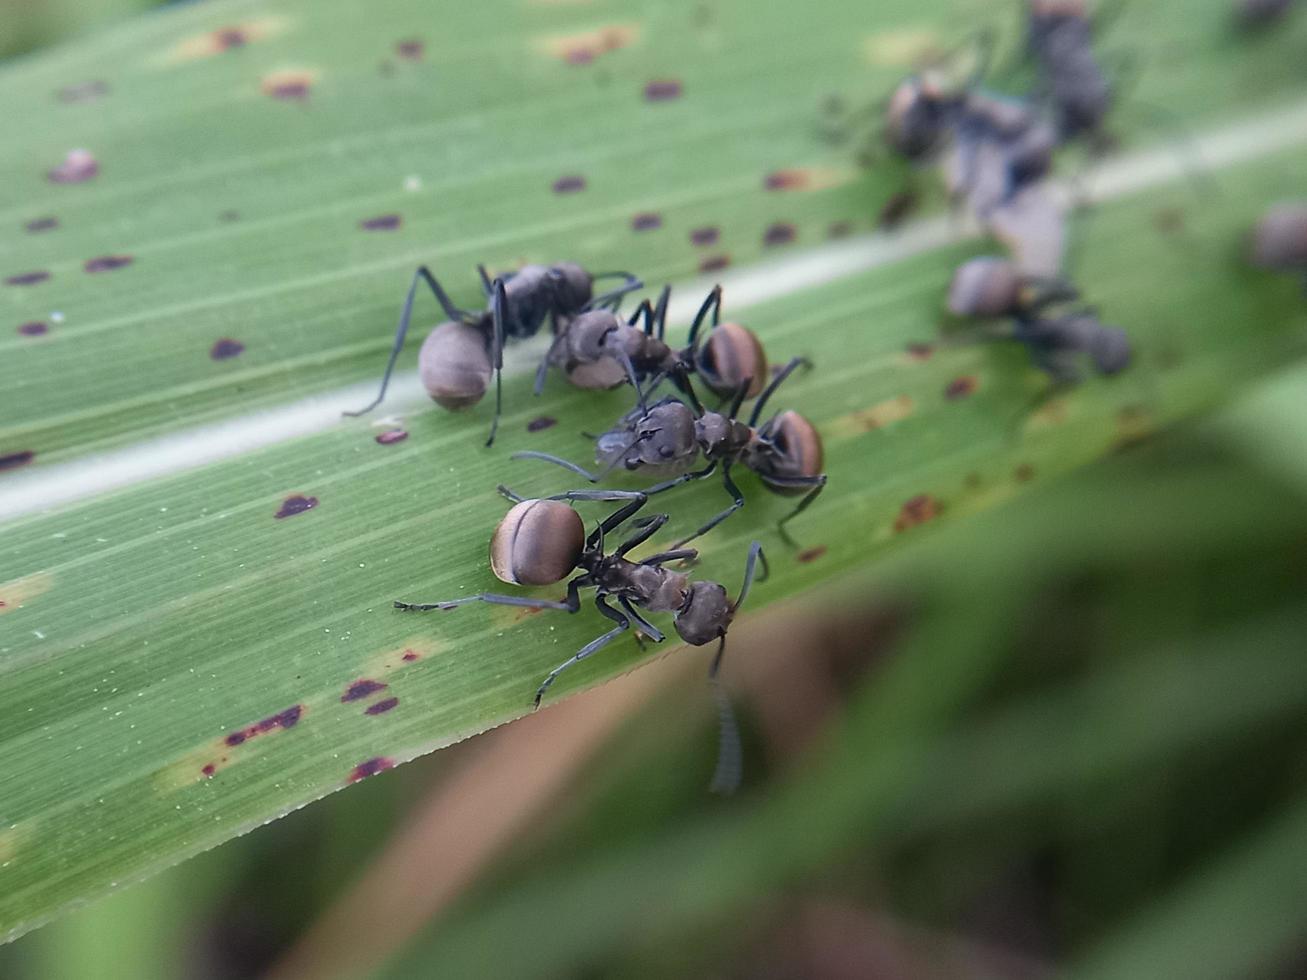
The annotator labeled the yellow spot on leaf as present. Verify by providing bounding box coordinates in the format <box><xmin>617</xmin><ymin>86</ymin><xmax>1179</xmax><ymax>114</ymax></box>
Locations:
<box><xmin>359</xmin><ymin>638</ymin><xmax>445</xmax><ymax>678</ymax></box>
<box><xmin>535</xmin><ymin>23</ymin><xmax>641</xmax><ymax>61</ymax></box>
<box><xmin>1028</xmin><ymin>396</ymin><xmax>1069</xmax><ymax>429</ymax></box>
<box><xmin>0</xmin><ymin>571</ymin><xmax>53</xmax><ymax>614</ymax></box>
<box><xmin>828</xmin><ymin>395</ymin><xmax>915</xmax><ymax>438</ymax></box>
<box><xmin>863</xmin><ymin>28</ymin><xmax>941</xmax><ymax>67</ymax></box>
<box><xmin>159</xmin><ymin>16</ymin><xmax>290</xmax><ymax>65</ymax></box>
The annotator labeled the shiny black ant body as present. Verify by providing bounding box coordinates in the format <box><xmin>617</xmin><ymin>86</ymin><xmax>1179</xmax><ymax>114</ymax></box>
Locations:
<box><xmin>346</xmin><ymin>262</ymin><xmax>641</xmax><ymax>445</ymax></box>
<box><xmin>394</xmin><ymin>489</ymin><xmax>765</xmax><ymax>792</ymax></box>
<box><xmin>512</xmin><ymin>357</ymin><xmax>826</xmax><ymax>548</ymax></box>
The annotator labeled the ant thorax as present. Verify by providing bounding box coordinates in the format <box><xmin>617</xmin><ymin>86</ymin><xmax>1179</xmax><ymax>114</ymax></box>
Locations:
<box><xmin>592</xmin><ymin>557</ymin><xmax>690</xmax><ymax>615</ymax></box>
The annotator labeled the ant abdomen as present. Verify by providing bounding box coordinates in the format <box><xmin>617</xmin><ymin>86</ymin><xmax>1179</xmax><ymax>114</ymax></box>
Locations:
<box><xmin>948</xmin><ymin>257</ymin><xmax>1025</xmax><ymax>317</ymax></box>
<box><xmin>755</xmin><ymin>411</ymin><xmax>825</xmax><ymax>496</ymax></box>
<box><xmin>696</xmin><ymin>322</ymin><xmax>768</xmax><ymax>399</ymax></box>
<box><xmin>489</xmin><ymin>500</ymin><xmax>585</xmax><ymax>586</ymax></box>
<box><xmin>419</xmin><ymin>321</ymin><xmax>493</xmax><ymax>409</ymax></box>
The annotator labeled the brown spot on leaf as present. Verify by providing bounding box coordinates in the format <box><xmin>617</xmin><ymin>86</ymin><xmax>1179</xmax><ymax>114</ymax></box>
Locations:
<box><xmin>0</xmin><ymin>570</ymin><xmax>54</xmax><ymax>614</ymax></box>
<box><xmin>894</xmin><ymin>494</ymin><xmax>940</xmax><ymax>533</ymax></box>
<box><xmin>18</xmin><ymin>322</ymin><xmax>49</xmax><ymax>337</ymax></box>
<box><xmin>262</xmin><ymin>70</ymin><xmax>316</xmax><ymax>101</ymax></box>
<box><xmin>564</xmin><ymin>48</ymin><xmax>595</xmax><ymax>65</ymax></box>
<box><xmin>944</xmin><ymin>376</ymin><xmax>978</xmax><ymax>400</ymax></box>
<box><xmin>765</xmin><ymin>169</ymin><xmax>809</xmax><ymax>191</ymax></box>
<box><xmin>878</xmin><ymin>189</ymin><xmax>920</xmax><ymax>229</ymax></box>
<box><xmin>1014</xmin><ymin>463</ymin><xmax>1035</xmax><ymax>482</ymax></box>
<box><xmin>360</xmin><ymin>213</ymin><xmax>402</xmax><ymax>231</ymax></box>
<box><xmin>342</xmin><ymin>679</ymin><xmax>388</xmax><ymax>703</ymax></box>
<box><xmin>764</xmin><ymin>166</ymin><xmax>853</xmax><ymax>192</ymax></box>
<box><xmin>396</xmin><ymin>38</ymin><xmax>424</xmax><ymax>60</ymax></box>
<box><xmin>6</xmin><ymin>271</ymin><xmax>50</xmax><ymax>287</ymax></box>
<box><xmin>25</xmin><ymin>216</ymin><xmax>59</xmax><ymax>233</ymax></box>
<box><xmin>365</xmin><ymin>697</ymin><xmax>400</xmax><ymax>715</ymax></box>
<box><xmin>631</xmin><ymin>212</ymin><xmax>662</xmax><ymax>231</ymax></box>
<box><xmin>47</xmin><ymin>149</ymin><xmax>98</xmax><ymax>184</ymax></box>
<box><xmin>690</xmin><ymin>226</ymin><xmax>719</xmax><ymax>246</ymax></box>
<box><xmin>537</xmin><ymin>23</ymin><xmax>639</xmax><ymax>63</ymax></box>
<box><xmin>797</xmin><ymin>545</ymin><xmax>827</xmax><ymax>563</ymax></box>
<box><xmin>213</xmin><ymin>27</ymin><xmax>248</xmax><ymax>50</ymax></box>
<box><xmin>210</xmin><ymin>338</ymin><xmax>245</xmax><ymax>360</ymax></box>
<box><xmin>375</xmin><ymin>429</ymin><xmax>409</xmax><ymax>445</ymax></box>
<box><xmin>699</xmin><ymin>254</ymin><xmax>730</xmax><ymax>273</ymax></box>
<box><xmin>763</xmin><ymin>222</ymin><xmax>797</xmax><ymax>247</ymax></box>
<box><xmin>527</xmin><ymin>415</ymin><xmax>557</xmax><ymax>433</ymax></box>
<box><xmin>402</xmin><ymin>650</ymin><xmax>419</xmax><ymax>662</ymax></box>
<box><xmin>164</xmin><ymin>17</ymin><xmax>288</xmax><ymax>62</ymax></box>
<box><xmin>964</xmin><ymin>472</ymin><xmax>982</xmax><ymax>489</ymax></box>
<box><xmin>201</xmin><ymin>763</ymin><xmax>217</xmax><ymax>778</ymax></box>
<box><xmin>84</xmin><ymin>254</ymin><xmax>133</xmax><ymax>274</ymax></box>
<box><xmin>827</xmin><ymin>221</ymin><xmax>854</xmax><ymax>239</ymax></box>
<box><xmin>644</xmin><ymin>79</ymin><xmax>683</xmax><ymax>101</ymax></box>
<box><xmin>844</xmin><ymin>394</ymin><xmax>915</xmax><ymax>433</ymax></box>
<box><xmin>552</xmin><ymin>174</ymin><xmax>586</xmax><ymax>194</ymax></box>
<box><xmin>224</xmin><ymin>704</ymin><xmax>305</xmax><ymax>747</ymax></box>
<box><xmin>0</xmin><ymin>450</ymin><xmax>35</xmax><ymax>469</ymax></box>
<box><xmin>275</xmin><ymin>495</ymin><xmax>318</xmax><ymax>519</ymax></box>
<box><xmin>349</xmin><ymin>757</ymin><xmax>395</xmax><ymax>782</ymax></box>
<box><xmin>905</xmin><ymin>342</ymin><xmax>934</xmax><ymax>360</ymax></box>
<box><xmin>56</xmin><ymin>80</ymin><xmax>109</xmax><ymax>104</ymax></box>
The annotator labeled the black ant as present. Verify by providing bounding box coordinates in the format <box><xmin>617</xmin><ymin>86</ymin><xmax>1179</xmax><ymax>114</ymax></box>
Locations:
<box><xmin>394</xmin><ymin>489</ymin><xmax>766</xmax><ymax>792</ymax></box>
<box><xmin>511</xmin><ymin>357</ymin><xmax>826</xmax><ymax>549</ymax></box>
<box><xmin>539</xmin><ymin>284</ymin><xmax>771</xmax><ymax>405</ymax></box>
<box><xmin>346</xmin><ymin>262</ymin><xmax>642</xmax><ymax>445</ymax></box>
<box><xmin>947</xmin><ymin>255</ymin><xmax>1131</xmax><ymax>382</ymax></box>
<box><xmin>1024</xmin><ymin>1</ymin><xmax>1119</xmax><ymax>146</ymax></box>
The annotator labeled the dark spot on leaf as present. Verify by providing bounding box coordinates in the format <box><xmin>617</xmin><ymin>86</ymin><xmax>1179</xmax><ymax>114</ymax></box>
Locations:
<box><xmin>84</xmin><ymin>255</ymin><xmax>133</xmax><ymax>274</ymax></box>
<box><xmin>827</xmin><ymin>221</ymin><xmax>853</xmax><ymax>239</ymax></box>
<box><xmin>5</xmin><ymin>271</ymin><xmax>50</xmax><ymax>287</ymax></box>
<box><xmin>764</xmin><ymin>169</ymin><xmax>808</xmax><ymax>191</ymax></box>
<box><xmin>527</xmin><ymin>415</ymin><xmax>557</xmax><ymax>433</ymax></box>
<box><xmin>18</xmin><ymin>322</ymin><xmax>49</xmax><ymax>337</ymax></box>
<box><xmin>375</xmin><ymin>429</ymin><xmax>409</xmax><ymax>445</ymax></box>
<box><xmin>56</xmin><ymin>80</ymin><xmax>109</xmax><ymax>103</ymax></box>
<box><xmin>945</xmin><ymin>376</ymin><xmax>978</xmax><ymax>400</ymax></box>
<box><xmin>225</xmin><ymin>730</ymin><xmax>248</xmax><ymax>746</ymax></box>
<box><xmin>201</xmin><ymin>763</ymin><xmax>217</xmax><ymax>777</ymax></box>
<box><xmin>210</xmin><ymin>338</ymin><xmax>245</xmax><ymax>360</ymax></box>
<box><xmin>48</xmin><ymin>149</ymin><xmax>98</xmax><ymax>184</ymax></box>
<box><xmin>644</xmin><ymin>79</ymin><xmax>683</xmax><ymax>101</ymax></box>
<box><xmin>263</xmin><ymin>73</ymin><xmax>313</xmax><ymax>101</ymax></box>
<box><xmin>964</xmin><ymin>472</ymin><xmax>982</xmax><ymax>489</ymax></box>
<box><xmin>25</xmin><ymin>216</ymin><xmax>59</xmax><ymax>233</ymax></box>
<box><xmin>894</xmin><ymin>494</ymin><xmax>940</xmax><ymax>533</ymax></box>
<box><xmin>360</xmin><ymin>213</ymin><xmax>402</xmax><ymax>231</ymax></box>
<box><xmin>349</xmin><ymin>757</ymin><xmax>395</xmax><ymax>782</ymax></box>
<box><xmin>797</xmin><ymin>545</ymin><xmax>827</xmax><ymax>563</ymax></box>
<box><xmin>275</xmin><ymin>495</ymin><xmax>318</xmax><ymax>519</ymax></box>
<box><xmin>686</xmin><ymin>226</ymin><xmax>718</xmax><ymax>247</ymax></box>
<box><xmin>699</xmin><ymin>254</ymin><xmax>730</xmax><ymax>273</ymax></box>
<box><xmin>401</xmin><ymin>650</ymin><xmax>419</xmax><ymax>662</ymax></box>
<box><xmin>365</xmin><ymin>697</ymin><xmax>400</xmax><ymax>716</ymax></box>
<box><xmin>565</xmin><ymin>48</ymin><xmax>595</xmax><ymax>65</ymax></box>
<box><xmin>1153</xmin><ymin>207</ymin><xmax>1185</xmax><ymax>235</ymax></box>
<box><xmin>1014</xmin><ymin>463</ymin><xmax>1035</xmax><ymax>482</ymax></box>
<box><xmin>631</xmin><ymin>212</ymin><xmax>662</xmax><ymax>231</ymax></box>
<box><xmin>396</xmin><ymin>38</ymin><xmax>424</xmax><ymax>60</ymax></box>
<box><xmin>0</xmin><ymin>451</ymin><xmax>36</xmax><ymax>471</ymax></box>
<box><xmin>552</xmin><ymin>175</ymin><xmax>586</xmax><ymax>194</ymax></box>
<box><xmin>342</xmin><ymin>679</ymin><xmax>388</xmax><ymax>703</ymax></box>
<box><xmin>224</xmin><ymin>704</ymin><xmax>304</xmax><ymax>746</ymax></box>
<box><xmin>905</xmin><ymin>342</ymin><xmax>934</xmax><ymax>360</ymax></box>
<box><xmin>763</xmin><ymin>222</ymin><xmax>796</xmax><ymax>247</ymax></box>
<box><xmin>218</xmin><ymin>210</ymin><xmax>240</xmax><ymax>223</ymax></box>
<box><xmin>214</xmin><ymin>27</ymin><xmax>248</xmax><ymax>50</ymax></box>
<box><xmin>877</xmin><ymin>190</ymin><xmax>920</xmax><ymax>229</ymax></box>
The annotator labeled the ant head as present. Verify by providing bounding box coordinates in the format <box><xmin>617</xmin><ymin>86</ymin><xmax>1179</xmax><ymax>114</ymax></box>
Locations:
<box><xmin>947</xmin><ymin>257</ymin><xmax>1024</xmax><ymax>318</ymax></box>
<box><xmin>1248</xmin><ymin>204</ymin><xmax>1307</xmax><ymax>271</ymax></box>
<box><xmin>489</xmin><ymin>500</ymin><xmax>585</xmax><ymax>587</ymax></box>
<box><xmin>757</xmin><ymin>411</ymin><xmax>824</xmax><ymax>493</ymax></box>
<box><xmin>693</xmin><ymin>322</ymin><xmax>768</xmax><ymax>400</ymax></box>
<box><xmin>884</xmin><ymin>72</ymin><xmax>958</xmax><ymax>159</ymax></box>
<box><xmin>636</xmin><ymin>400</ymin><xmax>699</xmax><ymax>465</ymax></box>
<box><xmin>419</xmin><ymin>321</ymin><xmax>493</xmax><ymax>409</ymax></box>
<box><xmin>675</xmin><ymin>581</ymin><xmax>733</xmax><ymax>646</ymax></box>
<box><xmin>547</xmin><ymin>262</ymin><xmax>594</xmax><ymax>310</ymax></box>
<box><xmin>693</xmin><ymin>412</ymin><xmax>734</xmax><ymax>455</ymax></box>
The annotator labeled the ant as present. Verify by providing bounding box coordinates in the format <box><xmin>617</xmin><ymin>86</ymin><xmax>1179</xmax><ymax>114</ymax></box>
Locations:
<box><xmin>540</xmin><ymin>284</ymin><xmax>770</xmax><ymax>404</ymax></box>
<box><xmin>1023</xmin><ymin>1</ymin><xmax>1119</xmax><ymax>147</ymax></box>
<box><xmin>346</xmin><ymin>262</ymin><xmax>642</xmax><ymax>445</ymax></box>
<box><xmin>394</xmin><ymin>489</ymin><xmax>766</xmax><ymax>793</ymax></box>
<box><xmin>512</xmin><ymin>357</ymin><xmax>826</xmax><ymax>549</ymax></box>
<box><xmin>1248</xmin><ymin>203</ymin><xmax>1307</xmax><ymax>283</ymax></box>
<box><xmin>947</xmin><ymin>255</ymin><xmax>1131</xmax><ymax>382</ymax></box>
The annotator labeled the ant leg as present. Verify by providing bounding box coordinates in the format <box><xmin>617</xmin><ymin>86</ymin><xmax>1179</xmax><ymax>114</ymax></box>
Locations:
<box><xmin>643</xmin><ymin>463</ymin><xmax>718</xmax><ymax>497</ymax></box>
<box><xmin>477</xmin><ymin>264</ymin><xmax>494</xmax><ymax>298</ymax></box>
<box><xmin>614</xmin><ymin>512</ymin><xmax>670</xmax><ymax>557</ymax></box>
<box><xmin>747</xmin><ymin>356</ymin><xmax>812</xmax><ymax>427</ymax></box>
<box><xmin>669</xmin><ymin>465</ymin><xmax>746</xmax><ymax>550</ymax></box>
<box><xmin>707</xmin><ymin>635</ymin><xmax>743</xmax><ymax>795</ymax></box>
<box><xmin>652</xmin><ymin>284</ymin><xmax>671</xmax><ymax>340</ymax></box>
<box><xmin>535</xmin><ymin>327</ymin><xmax>564</xmax><ymax>397</ymax></box>
<box><xmin>344</xmin><ymin>265</ymin><xmax>468</xmax><ymax>417</ymax></box>
<box><xmin>510</xmin><ymin>451</ymin><xmax>603</xmax><ymax>482</ymax></box>
<box><xmin>641</xmin><ymin>548</ymin><xmax>698</xmax><ymax>566</ymax></box>
<box><xmin>619</xmin><ymin>597</ymin><xmax>664</xmax><ymax>642</ymax></box>
<box><xmin>772</xmin><ymin>476</ymin><xmax>828</xmax><ymax>548</ymax></box>
<box><xmin>735</xmin><ymin>540</ymin><xmax>769</xmax><ymax>607</ymax></box>
<box><xmin>588</xmin><ymin>494</ymin><xmax>652</xmax><ymax>551</ymax></box>
<box><xmin>587</xmin><ymin>271</ymin><xmax>644</xmax><ymax>311</ymax></box>
<box><xmin>534</xmin><ymin>595</ymin><xmax>630</xmax><ymax>707</ymax></box>
<box><xmin>686</xmin><ymin>285</ymin><xmax>724</xmax><ymax>348</ymax></box>
<box><xmin>486</xmin><ymin>280</ymin><xmax>508</xmax><ymax>447</ymax></box>
<box><xmin>396</xmin><ymin>575</ymin><xmax>588</xmax><ymax>613</ymax></box>
<box><xmin>613</xmin><ymin>346</ymin><xmax>650</xmax><ymax>415</ymax></box>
